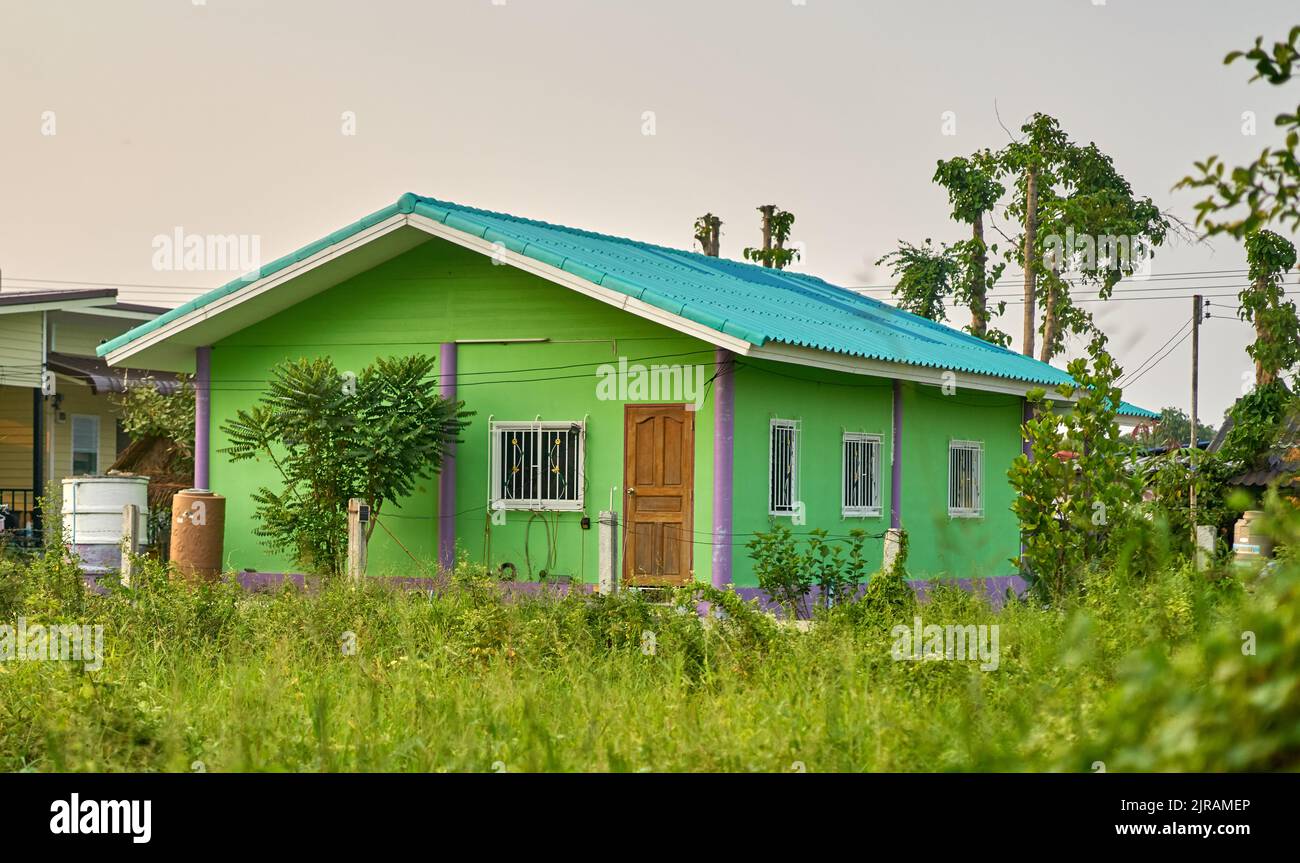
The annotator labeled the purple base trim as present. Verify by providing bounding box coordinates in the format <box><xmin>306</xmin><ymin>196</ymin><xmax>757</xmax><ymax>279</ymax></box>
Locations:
<box><xmin>80</xmin><ymin>571</ymin><xmax>1025</xmax><ymax>618</ymax></box>
<box><xmin>732</xmin><ymin>575</ymin><xmax>1028</xmax><ymax>618</ymax></box>
<box><xmin>232</xmin><ymin>572</ymin><xmax>596</xmax><ymax>599</ymax></box>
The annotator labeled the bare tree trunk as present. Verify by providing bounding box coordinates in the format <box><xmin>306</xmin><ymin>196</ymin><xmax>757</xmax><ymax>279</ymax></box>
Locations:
<box><xmin>1021</xmin><ymin>167</ymin><xmax>1039</xmax><ymax>357</ymax></box>
<box><xmin>1256</xmin><ymin>321</ymin><xmax>1275</xmax><ymax>386</ymax></box>
<box><xmin>758</xmin><ymin>205</ymin><xmax>775</xmax><ymax>268</ymax></box>
<box><xmin>969</xmin><ymin>211</ymin><xmax>988</xmax><ymax>338</ymax></box>
<box><xmin>1039</xmin><ymin>269</ymin><xmax>1060</xmax><ymax>363</ymax></box>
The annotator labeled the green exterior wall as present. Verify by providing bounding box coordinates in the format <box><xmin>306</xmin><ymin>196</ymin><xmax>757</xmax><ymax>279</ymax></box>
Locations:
<box><xmin>897</xmin><ymin>381</ymin><xmax>1022</xmax><ymax>579</ymax></box>
<box><xmin>729</xmin><ymin>357</ymin><xmax>894</xmax><ymax>586</ymax></box>
<box><xmin>207</xmin><ymin>234</ymin><xmax>1022</xmax><ymax>585</ymax></box>
<box><xmin>727</xmin><ymin>362</ymin><xmax>1021</xmax><ymax>586</ymax></box>
<box><xmin>210</xmin><ymin>236</ymin><xmax>715</xmax><ymax>581</ymax></box>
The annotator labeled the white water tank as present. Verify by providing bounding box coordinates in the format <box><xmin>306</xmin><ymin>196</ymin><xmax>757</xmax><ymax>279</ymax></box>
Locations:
<box><xmin>62</xmin><ymin>475</ymin><xmax>149</xmax><ymax>576</ymax></box>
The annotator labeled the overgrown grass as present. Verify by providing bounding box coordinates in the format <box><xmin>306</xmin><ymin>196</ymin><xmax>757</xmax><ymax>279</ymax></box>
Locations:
<box><xmin>0</xmin><ymin>527</ymin><xmax>1295</xmax><ymax>772</ymax></box>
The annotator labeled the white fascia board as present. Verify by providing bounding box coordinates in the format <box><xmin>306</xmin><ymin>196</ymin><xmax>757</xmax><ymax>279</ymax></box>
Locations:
<box><xmin>106</xmin><ymin>212</ymin><xmax>752</xmax><ymax>368</ymax></box>
<box><xmin>745</xmin><ymin>342</ymin><xmax>1078</xmax><ymax>400</ymax></box>
<box><xmin>0</xmin><ymin>297</ymin><xmax>117</xmax><ymax>316</ymax></box>
<box><xmin>65</xmin><ymin>307</ymin><xmax>163</xmax><ymax>322</ymax></box>
<box><xmin>404</xmin><ymin>213</ymin><xmax>753</xmax><ymax>355</ymax></box>
<box><xmin>104</xmin><ymin>214</ymin><xmax>412</xmax><ymax>366</ymax></box>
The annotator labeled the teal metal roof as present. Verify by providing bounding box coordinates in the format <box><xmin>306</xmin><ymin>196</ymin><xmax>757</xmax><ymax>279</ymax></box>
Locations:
<box><xmin>1117</xmin><ymin>400</ymin><xmax>1159</xmax><ymax>420</ymax></box>
<box><xmin>97</xmin><ymin>193</ymin><xmax>1156</xmax><ymax>414</ymax></box>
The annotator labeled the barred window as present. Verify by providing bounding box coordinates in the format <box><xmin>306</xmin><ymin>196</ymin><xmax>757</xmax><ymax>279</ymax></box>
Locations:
<box><xmin>769</xmin><ymin>419</ymin><xmax>799</xmax><ymax>516</ymax></box>
<box><xmin>490</xmin><ymin>421</ymin><xmax>585</xmax><ymax>511</ymax></box>
<box><xmin>842</xmin><ymin>433</ymin><xmax>882</xmax><ymax>517</ymax></box>
<box><xmin>948</xmin><ymin>439</ymin><xmax>983</xmax><ymax>517</ymax></box>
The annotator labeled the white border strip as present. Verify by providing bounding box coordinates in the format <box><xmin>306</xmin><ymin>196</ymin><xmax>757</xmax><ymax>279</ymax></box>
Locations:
<box><xmin>405</xmin><ymin>213</ymin><xmax>752</xmax><ymax>354</ymax></box>
<box><xmin>104</xmin><ymin>214</ymin><xmax>413</xmax><ymax>365</ymax></box>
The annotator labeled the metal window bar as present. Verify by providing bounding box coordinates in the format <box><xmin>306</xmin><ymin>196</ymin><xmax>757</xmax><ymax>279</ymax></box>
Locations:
<box><xmin>948</xmin><ymin>441</ymin><xmax>983</xmax><ymax>516</ymax></box>
<box><xmin>842</xmin><ymin>434</ymin><xmax>882</xmax><ymax>516</ymax></box>
<box><xmin>490</xmin><ymin>422</ymin><xmax>585</xmax><ymax>511</ymax></box>
<box><xmin>770</xmin><ymin>419</ymin><xmax>798</xmax><ymax>515</ymax></box>
<box><xmin>0</xmin><ymin>488</ymin><xmax>40</xmax><ymax>549</ymax></box>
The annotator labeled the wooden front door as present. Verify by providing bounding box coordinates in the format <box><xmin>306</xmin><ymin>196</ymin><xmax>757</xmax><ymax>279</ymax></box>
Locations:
<box><xmin>623</xmin><ymin>404</ymin><xmax>694</xmax><ymax>585</ymax></box>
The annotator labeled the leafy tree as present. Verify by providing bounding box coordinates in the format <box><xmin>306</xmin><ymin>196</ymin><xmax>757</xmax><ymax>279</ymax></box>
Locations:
<box><xmin>220</xmin><ymin>354</ymin><xmax>471</xmax><ymax>576</ymax></box>
<box><xmin>1001</xmin><ymin>113</ymin><xmax>1070</xmax><ymax>358</ymax></box>
<box><xmin>934</xmin><ymin>149</ymin><xmax>1011</xmax><ymax>345</ymax></box>
<box><xmin>875</xmin><ymin>239</ymin><xmax>963</xmax><ymax>322</ymax></box>
<box><xmin>743</xmin><ymin>205</ymin><xmax>800</xmax><ymax>269</ymax></box>
<box><xmin>1009</xmin><ymin>334</ymin><xmax>1143</xmax><ymax>599</ymax></box>
<box><xmin>110</xmin><ymin>377</ymin><xmax>195</xmax><ymax>459</ymax></box>
<box><xmin>1241</xmin><ymin>229</ymin><xmax>1300</xmax><ymax>386</ymax></box>
<box><xmin>889</xmin><ymin>117</ymin><xmax>1166</xmax><ymax>360</ymax></box>
<box><xmin>1132</xmin><ymin>407</ymin><xmax>1217</xmax><ymax>449</ymax></box>
<box><xmin>1178</xmin><ymin>26</ymin><xmax>1300</xmax><ymax>237</ymax></box>
<box><xmin>1001</xmin><ymin>114</ymin><xmax>1168</xmax><ymax>362</ymax></box>
<box><xmin>877</xmin><ymin>150</ymin><xmax>1012</xmax><ymax>346</ymax></box>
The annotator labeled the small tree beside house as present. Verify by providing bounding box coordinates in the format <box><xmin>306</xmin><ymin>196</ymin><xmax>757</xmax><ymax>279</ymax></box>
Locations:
<box><xmin>219</xmin><ymin>354</ymin><xmax>471</xmax><ymax>576</ymax></box>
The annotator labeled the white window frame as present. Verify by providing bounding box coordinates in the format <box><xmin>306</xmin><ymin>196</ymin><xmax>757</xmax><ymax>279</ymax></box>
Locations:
<box><xmin>948</xmin><ymin>439</ymin><xmax>984</xmax><ymax>518</ymax></box>
<box><xmin>768</xmin><ymin>418</ymin><xmax>800</xmax><ymax>516</ymax></box>
<box><xmin>842</xmin><ymin>432</ymin><xmax>883</xmax><ymax>517</ymax></box>
<box><xmin>489</xmin><ymin>420</ymin><xmax>586</xmax><ymax>511</ymax></box>
<box><xmin>71</xmin><ymin>414</ymin><xmax>100</xmax><ymax>476</ymax></box>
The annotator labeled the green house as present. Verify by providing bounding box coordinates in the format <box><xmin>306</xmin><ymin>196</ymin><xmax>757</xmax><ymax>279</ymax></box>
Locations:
<box><xmin>98</xmin><ymin>194</ymin><xmax>1156</xmax><ymax>598</ymax></box>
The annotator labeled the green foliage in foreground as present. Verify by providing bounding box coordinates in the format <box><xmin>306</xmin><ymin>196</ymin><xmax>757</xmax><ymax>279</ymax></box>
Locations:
<box><xmin>0</xmin><ymin>532</ymin><xmax>1296</xmax><ymax>772</ymax></box>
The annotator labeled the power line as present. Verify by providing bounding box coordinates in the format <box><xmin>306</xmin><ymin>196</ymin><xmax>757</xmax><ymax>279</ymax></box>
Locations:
<box><xmin>0</xmin><ymin>265</ymin><xmax>1271</xmax><ymax>297</ymax></box>
<box><xmin>845</xmin><ymin>267</ymin><xmax>1254</xmax><ymax>292</ymax></box>
<box><xmin>1117</xmin><ymin>319</ymin><xmax>1192</xmax><ymax>386</ymax></box>
<box><xmin>1123</xmin><ymin>329</ymin><xmax>1193</xmax><ymax>389</ymax></box>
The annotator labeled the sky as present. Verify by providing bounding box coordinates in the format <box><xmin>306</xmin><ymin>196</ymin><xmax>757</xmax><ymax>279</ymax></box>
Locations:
<box><xmin>2</xmin><ymin>0</ymin><xmax>1298</xmax><ymax>425</ymax></box>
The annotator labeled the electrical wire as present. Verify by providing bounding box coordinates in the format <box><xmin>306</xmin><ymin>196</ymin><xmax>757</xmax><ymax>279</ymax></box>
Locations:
<box><xmin>1116</xmin><ymin>319</ymin><xmax>1192</xmax><ymax>386</ymax></box>
<box><xmin>1122</xmin><ymin>329</ymin><xmax>1193</xmax><ymax>389</ymax></box>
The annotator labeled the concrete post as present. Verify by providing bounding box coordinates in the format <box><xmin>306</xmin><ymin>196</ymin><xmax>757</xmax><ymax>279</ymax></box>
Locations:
<box><xmin>347</xmin><ymin>498</ymin><xmax>368</xmax><ymax>582</ymax></box>
<box><xmin>121</xmin><ymin>503</ymin><xmax>139</xmax><ymax>586</ymax></box>
<box><xmin>598</xmin><ymin>510</ymin><xmax>618</xmax><ymax>595</ymax></box>
<box><xmin>1195</xmin><ymin>524</ymin><xmax>1215</xmax><ymax>571</ymax></box>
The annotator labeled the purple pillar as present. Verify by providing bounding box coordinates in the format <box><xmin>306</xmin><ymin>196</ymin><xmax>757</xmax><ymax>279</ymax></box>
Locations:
<box><xmin>890</xmin><ymin>379</ymin><xmax>903</xmax><ymax>531</ymax></box>
<box><xmin>438</xmin><ymin>342</ymin><xmax>457</xmax><ymax>573</ymax></box>
<box><xmin>711</xmin><ymin>348</ymin><xmax>735</xmax><ymax>589</ymax></box>
<box><xmin>194</xmin><ymin>346</ymin><xmax>211</xmax><ymax>491</ymax></box>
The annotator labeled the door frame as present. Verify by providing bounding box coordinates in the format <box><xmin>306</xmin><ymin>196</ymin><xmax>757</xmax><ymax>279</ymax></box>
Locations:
<box><xmin>622</xmin><ymin>403</ymin><xmax>694</xmax><ymax>586</ymax></box>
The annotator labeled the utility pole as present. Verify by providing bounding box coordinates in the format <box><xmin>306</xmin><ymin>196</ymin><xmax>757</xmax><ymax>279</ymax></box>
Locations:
<box><xmin>1190</xmin><ymin>294</ymin><xmax>1202</xmax><ymax>533</ymax></box>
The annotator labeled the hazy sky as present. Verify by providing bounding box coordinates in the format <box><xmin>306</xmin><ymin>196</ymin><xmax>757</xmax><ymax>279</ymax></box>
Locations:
<box><xmin>3</xmin><ymin>0</ymin><xmax>1298</xmax><ymax>424</ymax></box>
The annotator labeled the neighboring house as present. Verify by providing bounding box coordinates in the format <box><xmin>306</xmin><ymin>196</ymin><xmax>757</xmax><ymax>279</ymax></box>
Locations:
<box><xmin>0</xmin><ymin>289</ymin><xmax>175</xmax><ymax>537</ymax></box>
<box><xmin>98</xmin><ymin>194</ymin><xmax>1157</xmax><ymax>590</ymax></box>
<box><xmin>1208</xmin><ymin>402</ymin><xmax>1300</xmax><ymax>491</ymax></box>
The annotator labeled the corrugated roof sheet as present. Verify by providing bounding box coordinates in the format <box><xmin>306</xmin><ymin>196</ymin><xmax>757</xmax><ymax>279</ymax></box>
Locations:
<box><xmin>97</xmin><ymin>193</ymin><xmax>1157</xmax><ymax>417</ymax></box>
